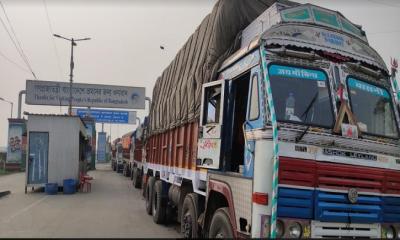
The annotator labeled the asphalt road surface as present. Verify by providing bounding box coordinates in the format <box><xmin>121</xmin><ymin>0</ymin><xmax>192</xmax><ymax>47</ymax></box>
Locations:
<box><xmin>0</xmin><ymin>163</ymin><xmax>180</xmax><ymax>238</ymax></box>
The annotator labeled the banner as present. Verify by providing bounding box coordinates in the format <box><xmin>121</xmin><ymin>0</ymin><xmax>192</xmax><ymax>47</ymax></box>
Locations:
<box><xmin>26</xmin><ymin>80</ymin><xmax>146</xmax><ymax>109</ymax></box>
<box><xmin>82</xmin><ymin>118</ymin><xmax>96</xmax><ymax>170</ymax></box>
<box><xmin>6</xmin><ymin>119</ymin><xmax>27</xmax><ymax>165</ymax></box>
<box><xmin>97</xmin><ymin>132</ymin><xmax>107</xmax><ymax>162</ymax></box>
<box><xmin>72</xmin><ymin>108</ymin><xmax>137</xmax><ymax>124</ymax></box>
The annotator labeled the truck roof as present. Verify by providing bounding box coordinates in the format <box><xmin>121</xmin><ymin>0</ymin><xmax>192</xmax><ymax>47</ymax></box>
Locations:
<box><xmin>219</xmin><ymin>2</ymin><xmax>387</xmax><ymax>74</ymax></box>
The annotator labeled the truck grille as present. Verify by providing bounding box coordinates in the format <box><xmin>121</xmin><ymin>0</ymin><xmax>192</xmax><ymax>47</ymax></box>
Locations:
<box><xmin>279</xmin><ymin>157</ymin><xmax>400</xmax><ymax>195</ymax></box>
<box><xmin>382</xmin><ymin>197</ymin><xmax>400</xmax><ymax>223</ymax></box>
<box><xmin>385</xmin><ymin>170</ymin><xmax>400</xmax><ymax>194</ymax></box>
<box><xmin>317</xmin><ymin>163</ymin><xmax>385</xmax><ymax>193</ymax></box>
<box><xmin>315</xmin><ymin>191</ymin><xmax>382</xmax><ymax>223</ymax></box>
<box><xmin>277</xmin><ymin>187</ymin><xmax>314</xmax><ymax>219</ymax></box>
<box><xmin>279</xmin><ymin>157</ymin><xmax>316</xmax><ymax>187</ymax></box>
<box><xmin>279</xmin><ymin>157</ymin><xmax>400</xmax><ymax>223</ymax></box>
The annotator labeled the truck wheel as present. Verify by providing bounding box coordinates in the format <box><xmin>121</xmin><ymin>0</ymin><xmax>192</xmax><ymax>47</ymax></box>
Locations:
<box><xmin>133</xmin><ymin>168</ymin><xmax>142</xmax><ymax>189</ymax></box>
<box><xmin>141</xmin><ymin>174</ymin><xmax>146</xmax><ymax>197</ymax></box>
<box><xmin>208</xmin><ymin>207</ymin><xmax>234</xmax><ymax>238</ymax></box>
<box><xmin>152</xmin><ymin>180</ymin><xmax>166</xmax><ymax>224</ymax></box>
<box><xmin>145</xmin><ymin>176</ymin><xmax>155</xmax><ymax>215</ymax></box>
<box><xmin>181</xmin><ymin>193</ymin><xmax>199</xmax><ymax>238</ymax></box>
<box><xmin>132</xmin><ymin>168</ymin><xmax>138</xmax><ymax>186</ymax></box>
<box><xmin>123</xmin><ymin>165</ymin><xmax>127</xmax><ymax>176</ymax></box>
<box><xmin>127</xmin><ymin>165</ymin><xmax>131</xmax><ymax>177</ymax></box>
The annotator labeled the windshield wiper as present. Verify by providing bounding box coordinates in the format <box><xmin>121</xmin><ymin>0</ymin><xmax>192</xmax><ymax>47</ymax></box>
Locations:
<box><xmin>296</xmin><ymin>92</ymin><xmax>319</xmax><ymax>143</ymax></box>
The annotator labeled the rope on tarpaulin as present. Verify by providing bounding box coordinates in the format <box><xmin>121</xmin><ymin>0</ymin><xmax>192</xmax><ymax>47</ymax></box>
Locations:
<box><xmin>260</xmin><ymin>44</ymin><xmax>280</xmax><ymax>238</ymax></box>
<box><xmin>391</xmin><ymin>58</ymin><xmax>400</xmax><ymax>103</ymax></box>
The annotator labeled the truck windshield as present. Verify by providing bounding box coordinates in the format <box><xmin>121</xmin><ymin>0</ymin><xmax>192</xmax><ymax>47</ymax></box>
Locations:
<box><xmin>268</xmin><ymin>64</ymin><xmax>334</xmax><ymax>128</ymax></box>
<box><xmin>347</xmin><ymin>77</ymin><xmax>399</xmax><ymax>138</ymax></box>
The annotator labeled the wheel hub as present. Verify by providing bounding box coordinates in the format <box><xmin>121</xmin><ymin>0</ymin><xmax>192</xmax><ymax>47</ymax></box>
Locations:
<box><xmin>215</xmin><ymin>232</ymin><xmax>224</xmax><ymax>238</ymax></box>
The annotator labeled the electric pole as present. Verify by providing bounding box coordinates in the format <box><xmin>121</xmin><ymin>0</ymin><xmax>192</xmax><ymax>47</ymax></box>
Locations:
<box><xmin>54</xmin><ymin>34</ymin><xmax>91</xmax><ymax>115</ymax></box>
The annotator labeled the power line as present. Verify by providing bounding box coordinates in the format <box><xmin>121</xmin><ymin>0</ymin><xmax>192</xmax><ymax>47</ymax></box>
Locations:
<box><xmin>0</xmin><ymin>1</ymin><xmax>31</xmax><ymax>71</ymax></box>
<box><xmin>0</xmin><ymin>1</ymin><xmax>37</xmax><ymax>79</ymax></box>
<box><xmin>43</xmin><ymin>0</ymin><xmax>63</xmax><ymax>81</ymax></box>
<box><xmin>0</xmin><ymin>14</ymin><xmax>28</xmax><ymax>72</ymax></box>
<box><xmin>0</xmin><ymin>49</ymin><xmax>31</xmax><ymax>73</ymax></box>
<box><xmin>0</xmin><ymin>1</ymin><xmax>36</xmax><ymax>79</ymax></box>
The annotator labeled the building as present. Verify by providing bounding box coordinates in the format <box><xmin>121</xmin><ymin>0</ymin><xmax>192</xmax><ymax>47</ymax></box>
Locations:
<box><xmin>25</xmin><ymin>114</ymin><xmax>89</xmax><ymax>193</ymax></box>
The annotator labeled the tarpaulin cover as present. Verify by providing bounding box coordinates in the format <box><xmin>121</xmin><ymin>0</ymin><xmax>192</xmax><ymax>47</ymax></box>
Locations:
<box><xmin>149</xmin><ymin>0</ymin><xmax>286</xmax><ymax>135</ymax></box>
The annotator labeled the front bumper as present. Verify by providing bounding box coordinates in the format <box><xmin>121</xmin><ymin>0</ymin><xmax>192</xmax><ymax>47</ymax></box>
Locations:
<box><xmin>311</xmin><ymin>221</ymin><xmax>380</xmax><ymax>238</ymax></box>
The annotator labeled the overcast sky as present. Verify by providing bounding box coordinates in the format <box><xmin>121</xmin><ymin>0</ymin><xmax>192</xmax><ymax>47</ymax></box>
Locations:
<box><xmin>0</xmin><ymin>0</ymin><xmax>399</xmax><ymax>147</ymax></box>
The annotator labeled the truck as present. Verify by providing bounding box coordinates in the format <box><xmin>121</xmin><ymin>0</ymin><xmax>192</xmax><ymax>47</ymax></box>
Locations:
<box><xmin>129</xmin><ymin>123</ymin><xmax>146</xmax><ymax>189</ymax></box>
<box><xmin>111</xmin><ymin>138</ymin><xmax>123</xmax><ymax>172</ymax></box>
<box><xmin>138</xmin><ymin>0</ymin><xmax>400</xmax><ymax>238</ymax></box>
<box><xmin>121</xmin><ymin>131</ymin><xmax>134</xmax><ymax>177</ymax></box>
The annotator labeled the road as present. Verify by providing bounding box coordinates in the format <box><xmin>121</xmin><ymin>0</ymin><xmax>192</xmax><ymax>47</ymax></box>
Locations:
<box><xmin>0</xmin><ymin>163</ymin><xmax>181</xmax><ymax>238</ymax></box>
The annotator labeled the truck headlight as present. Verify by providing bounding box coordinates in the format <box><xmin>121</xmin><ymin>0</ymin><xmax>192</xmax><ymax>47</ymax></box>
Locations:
<box><xmin>386</xmin><ymin>226</ymin><xmax>395</xmax><ymax>239</ymax></box>
<box><xmin>276</xmin><ymin>220</ymin><xmax>284</xmax><ymax>238</ymax></box>
<box><xmin>288</xmin><ymin>222</ymin><xmax>302</xmax><ymax>238</ymax></box>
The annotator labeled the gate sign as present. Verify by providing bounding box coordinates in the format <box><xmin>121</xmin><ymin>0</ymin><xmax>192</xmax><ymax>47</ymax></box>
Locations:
<box><xmin>26</xmin><ymin>80</ymin><xmax>145</xmax><ymax>109</ymax></box>
<box><xmin>73</xmin><ymin>108</ymin><xmax>137</xmax><ymax>124</ymax></box>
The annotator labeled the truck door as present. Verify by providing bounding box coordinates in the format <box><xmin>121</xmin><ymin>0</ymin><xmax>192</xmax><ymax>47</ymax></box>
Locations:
<box><xmin>197</xmin><ymin>80</ymin><xmax>227</xmax><ymax>169</ymax></box>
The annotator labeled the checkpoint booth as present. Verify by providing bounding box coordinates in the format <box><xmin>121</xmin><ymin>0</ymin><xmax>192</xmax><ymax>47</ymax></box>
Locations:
<box><xmin>25</xmin><ymin>114</ymin><xmax>89</xmax><ymax>193</ymax></box>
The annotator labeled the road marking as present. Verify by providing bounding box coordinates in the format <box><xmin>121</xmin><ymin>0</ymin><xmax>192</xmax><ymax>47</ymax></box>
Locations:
<box><xmin>1</xmin><ymin>195</ymin><xmax>49</xmax><ymax>224</ymax></box>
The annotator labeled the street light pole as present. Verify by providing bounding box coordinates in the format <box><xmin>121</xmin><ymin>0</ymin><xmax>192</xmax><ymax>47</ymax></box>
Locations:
<box><xmin>0</xmin><ymin>97</ymin><xmax>13</xmax><ymax>118</ymax></box>
<box><xmin>69</xmin><ymin>38</ymin><xmax>75</xmax><ymax>116</ymax></box>
<box><xmin>17</xmin><ymin>90</ymin><xmax>26</xmax><ymax>119</ymax></box>
<box><xmin>53</xmin><ymin>34</ymin><xmax>91</xmax><ymax>116</ymax></box>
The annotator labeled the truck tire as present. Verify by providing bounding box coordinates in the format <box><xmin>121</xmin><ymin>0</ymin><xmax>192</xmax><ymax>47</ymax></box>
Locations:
<box><xmin>152</xmin><ymin>180</ymin><xmax>166</xmax><ymax>224</ymax></box>
<box><xmin>132</xmin><ymin>168</ymin><xmax>137</xmax><ymax>186</ymax></box>
<box><xmin>124</xmin><ymin>164</ymin><xmax>130</xmax><ymax>177</ymax></box>
<box><xmin>145</xmin><ymin>176</ymin><xmax>155</xmax><ymax>215</ymax></box>
<box><xmin>133</xmin><ymin>168</ymin><xmax>142</xmax><ymax>189</ymax></box>
<box><xmin>141</xmin><ymin>174</ymin><xmax>146</xmax><ymax>198</ymax></box>
<box><xmin>181</xmin><ymin>193</ymin><xmax>199</xmax><ymax>238</ymax></box>
<box><xmin>208</xmin><ymin>207</ymin><xmax>234</xmax><ymax>238</ymax></box>
<box><xmin>130</xmin><ymin>167</ymin><xmax>134</xmax><ymax>180</ymax></box>
<box><xmin>126</xmin><ymin>165</ymin><xmax>131</xmax><ymax>177</ymax></box>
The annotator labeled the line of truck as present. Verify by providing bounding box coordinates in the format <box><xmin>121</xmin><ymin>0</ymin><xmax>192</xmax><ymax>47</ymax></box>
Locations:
<box><xmin>111</xmin><ymin>0</ymin><xmax>400</xmax><ymax>238</ymax></box>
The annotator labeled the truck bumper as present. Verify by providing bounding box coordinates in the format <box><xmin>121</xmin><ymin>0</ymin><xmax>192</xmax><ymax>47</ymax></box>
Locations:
<box><xmin>311</xmin><ymin>221</ymin><xmax>381</xmax><ymax>238</ymax></box>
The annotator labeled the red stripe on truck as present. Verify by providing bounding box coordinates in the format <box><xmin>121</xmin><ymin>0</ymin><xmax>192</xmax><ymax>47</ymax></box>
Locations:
<box><xmin>278</xmin><ymin>156</ymin><xmax>400</xmax><ymax>195</ymax></box>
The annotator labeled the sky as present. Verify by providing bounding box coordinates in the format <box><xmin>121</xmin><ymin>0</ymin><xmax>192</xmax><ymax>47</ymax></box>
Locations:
<box><xmin>0</xmin><ymin>0</ymin><xmax>400</xmax><ymax>147</ymax></box>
